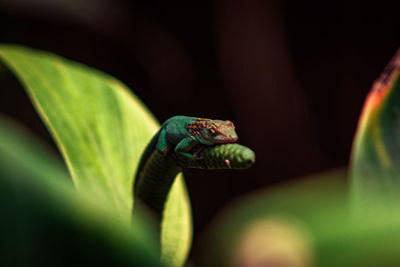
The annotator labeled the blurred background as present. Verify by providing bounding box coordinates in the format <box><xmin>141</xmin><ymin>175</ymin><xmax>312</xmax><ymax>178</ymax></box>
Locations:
<box><xmin>1</xmin><ymin>0</ymin><xmax>399</xmax><ymax>263</ymax></box>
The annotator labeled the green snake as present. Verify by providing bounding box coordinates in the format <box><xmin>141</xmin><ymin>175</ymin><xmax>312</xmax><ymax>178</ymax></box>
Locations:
<box><xmin>133</xmin><ymin>116</ymin><xmax>255</xmax><ymax>217</ymax></box>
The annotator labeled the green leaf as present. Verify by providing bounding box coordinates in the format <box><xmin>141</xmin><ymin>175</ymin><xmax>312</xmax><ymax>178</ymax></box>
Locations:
<box><xmin>199</xmin><ymin>170</ymin><xmax>400</xmax><ymax>267</ymax></box>
<box><xmin>0</xmin><ymin>44</ymin><xmax>192</xmax><ymax>266</ymax></box>
<box><xmin>0</xmin><ymin>115</ymin><xmax>160</xmax><ymax>266</ymax></box>
<box><xmin>198</xmin><ymin>170</ymin><xmax>347</xmax><ymax>266</ymax></box>
<box><xmin>161</xmin><ymin>176</ymin><xmax>192</xmax><ymax>266</ymax></box>
<box><xmin>350</xmin><ymin>48</ymin><xmax>400</xmax><ymax>207</ymax></box>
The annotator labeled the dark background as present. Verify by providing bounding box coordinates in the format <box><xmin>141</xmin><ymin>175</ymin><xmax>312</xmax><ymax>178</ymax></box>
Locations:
<box><xmin>1</xmin><ymin>0</ymin><xmax>399</xmax><ymax>263</ymax></box>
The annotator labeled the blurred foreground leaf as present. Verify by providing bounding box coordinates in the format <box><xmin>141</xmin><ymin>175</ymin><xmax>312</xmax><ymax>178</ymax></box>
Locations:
<box><xmin>199</xmin><ymin>170</ymin><xmax>400</xmax><ymax>267</ymax></box>
<box><xmin>0</xmin><ymin>116</ymin><xmax>159</xmax><ymax>266</ymax></box>
<box><xmin>350</xmin><ymin>48</ymin><xmax>400</xmax><ymax>207</ymax></box>
<box><xmin>0</xmin><ymin>44</ymin><xmax>192</xmax><ymax>266</ymax></box>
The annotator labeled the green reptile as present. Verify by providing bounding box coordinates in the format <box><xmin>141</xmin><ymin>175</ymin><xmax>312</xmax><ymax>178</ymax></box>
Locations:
<box><xmin>133</xmin><ymin>115</ymin><xmax>255</xmax><ymax>217</ymax></box>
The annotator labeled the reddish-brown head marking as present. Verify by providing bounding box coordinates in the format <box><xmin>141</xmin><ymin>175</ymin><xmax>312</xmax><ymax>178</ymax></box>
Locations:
<box><xmin>186</xmin><ymin>118</ymin><xmax>238</xmax><ymax>144</ymax></box>
<box><xmin>186</xmin><ymin>118</ymin><xmax>215</xmax><ymax>136</ymax></box>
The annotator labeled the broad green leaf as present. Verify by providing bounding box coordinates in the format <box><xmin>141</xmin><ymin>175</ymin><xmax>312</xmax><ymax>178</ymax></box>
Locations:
<box><xmin>198</xmin><ymin>170</ymin><xmax>347</xmax><ymax>267</ymax></box>
<box><xmin>0</xmin><ymin>44</ymin><xmax>192</xmax><ymax>266</ymax></box>
<box><xmin>161</xmin><ymin>177</ymin><xmax>192</xmax><ymax>266</ymax></box>
<box><xmin>350</xmin><ymin>48</ymin><xmax>400</xmax><ymax>207</ymax></box>
<box><xmin>0</xmin><ymin>115</ymin><xmax>160</xmax><ymax>266</ymax></box>
<box><xmin>199</xmin><ymin>169</ymin><xmax>400</xmax><ymax>267</ymax></box>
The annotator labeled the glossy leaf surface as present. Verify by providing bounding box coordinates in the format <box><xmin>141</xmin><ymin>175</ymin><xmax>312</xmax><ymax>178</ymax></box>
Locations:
<box><xmin>350</xmin><ymin>48</ymin><xmax>400</xmax><ymax>206</ymax></box>
<box><xmin>0</xmin><ymin>116</ymin><xmax>160</xmax><ymax>266</ymax></box>
<box><xmin>0</xmin><ymin>45</ymin><xmax>192</xmax><ymax>266</ymax></box>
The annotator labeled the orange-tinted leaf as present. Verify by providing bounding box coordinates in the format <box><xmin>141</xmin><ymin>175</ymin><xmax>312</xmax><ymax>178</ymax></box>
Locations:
<box><xmin>350</xmin><ymin>48</ymin><xmax>400</xmax><ymax>207</ymax></box>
